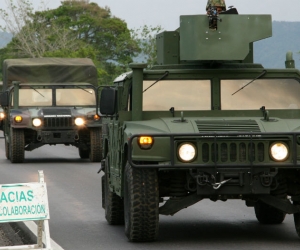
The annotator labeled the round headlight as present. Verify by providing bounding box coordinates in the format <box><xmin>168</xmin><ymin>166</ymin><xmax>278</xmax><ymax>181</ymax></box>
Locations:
<box><xmin>14</xmin><ymin>115</ymin><xmax>23</xmax><ymax>123</ymax></box>
<box><xmin>178</xmin><ymin>143</ymin><xmax>197</xmax><ymax>162</ymax></box>
<box><xmin>75</xmin><ymin>117</ymin><xmax>85</xmax><ymax>126</ymax></box>
<box><xmin>0</xmin><ymin>112</ymin><xmax>5</xmax><ymax>119</ymax></box>
<box><xmin>270</xmin><ymin>142</ymin><xmax>289</xmax><ymax>161</ymax></box>
<box><xmin>32</xmin><ymin>118</ymin><xmax>42</xmax><ymax>127</ymax></box>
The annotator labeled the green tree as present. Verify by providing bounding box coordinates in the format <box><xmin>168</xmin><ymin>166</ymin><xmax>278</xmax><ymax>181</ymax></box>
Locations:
<box><xmin>131</xmin><ymin>25</ymin><xmax>164</xmax><ymax>68</ymax></box>
<box><xmin>0</xmin><ymin>0</ymin><xmax>140</xmax><ymax>84</ymax></box>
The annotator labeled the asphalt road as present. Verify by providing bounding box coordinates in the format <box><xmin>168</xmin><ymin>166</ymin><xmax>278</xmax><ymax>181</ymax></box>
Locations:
<box><xmin>0</xmin><ymin>137</ymin><xmax>299</xmax><ymax>249</ymax></box>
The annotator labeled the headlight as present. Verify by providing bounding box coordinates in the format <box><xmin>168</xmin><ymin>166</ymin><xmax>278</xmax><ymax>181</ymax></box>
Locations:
<box><xmin>270</xmin><ymin>142</ymin><xmax>289</xmax><ymax>161</ymax></box>
<box><xmin>32</xmin><ymin>118</ymin><xmax>42</xmax><ymax>127</ymax></box>
<box><xmin>0</xmin><ymin>112</ymin><xmax>4</xmax><ymax>119</ymax></box>
<box><xmin>178</xmin><ymin>143</ymin><xmax>197</xmax><ymax>162</ymax></box>
<box><xmin>138</xmin><ymin>136</ymin><xmax>154</xmax><ymax>149</ymax></box>
<box><xmin>14</xmin><ymin>115</ymin><xmax>23</xmax><ymax>123</ymax></box>
<box><xmin>75</xmin><ymin>117</ymin><xmax>85</xmax><ymax>126</ymax></box>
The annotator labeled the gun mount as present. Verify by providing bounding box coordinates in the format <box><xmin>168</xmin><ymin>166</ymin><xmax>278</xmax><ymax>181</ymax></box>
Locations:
<box><xmin>157</xmin><ymin>14</ymin><xmax>272</xmax><ymax>64</ymax></box>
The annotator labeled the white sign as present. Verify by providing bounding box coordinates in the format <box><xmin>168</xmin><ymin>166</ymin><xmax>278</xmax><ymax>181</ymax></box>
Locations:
<box><xmin>0</xmin><ymin>182</ymin><xmax>50</xmax><ymax>223</ymax></box>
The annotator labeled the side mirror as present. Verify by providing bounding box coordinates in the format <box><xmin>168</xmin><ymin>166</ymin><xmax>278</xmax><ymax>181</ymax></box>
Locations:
<box><xmin>0</xmin><ymin>92</ymin><xmax>9</xmax><ymax>107</ymax></box>
<box><xmin>100</xmin><ymin>88</ymin><xmax>117</xmax><ymax>115</ymax></box>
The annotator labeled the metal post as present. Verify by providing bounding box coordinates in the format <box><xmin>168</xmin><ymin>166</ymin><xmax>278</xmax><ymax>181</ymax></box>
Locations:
<box><xmin>129</xmin><ymin>63</ymin><xmax>147</xmax><ymax>121</ymax></box>
<box><xmin>12</xmin><ymin>81</ymin><xmax>20</xmax><ymax>109</ymax></box>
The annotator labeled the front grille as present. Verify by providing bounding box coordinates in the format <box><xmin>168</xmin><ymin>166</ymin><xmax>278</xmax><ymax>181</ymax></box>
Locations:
<box><xmin>127</xmin><ymin>132</ymin><xmax>300</xmax><ymax>168</ymax></box>
<box><xmin>196</xmin><ymin>120</ymin><xmax>261</xmax><ymax>132</ymax></box>
<box><xmin>42</xmin><ymin>109</ymin><xmax>73</xmax><ymax>128</ymax></box>
<box><xmin>201</xmin><ymin>141</ymin><xmax>265</xmax><ymax>163</ymax></box>
<box><xmin>44</xmin><ymin>117</ymin><xmax>73</xmax><ymax>128</ymax></box>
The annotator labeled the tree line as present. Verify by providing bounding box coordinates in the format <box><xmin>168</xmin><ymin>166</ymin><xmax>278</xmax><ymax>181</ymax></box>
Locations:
<box><xmin>0</xmin><ymin>0</ymin><xmax>162</xmax><ymax>84</ymax></box>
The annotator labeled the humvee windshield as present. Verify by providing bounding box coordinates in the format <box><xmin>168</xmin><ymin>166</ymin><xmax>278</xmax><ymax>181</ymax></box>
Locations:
<box><xmin>143</xmin><ymin>79</ymin><xmax>300</xmax><ymax>111</ymax></box>
<box><xmin>222</xmin><ymin>79</ymin><xmax>300</xmax><ymax>110</ymax></box>
<box><xmin>16</xmin><ymin>86</ymin><xmax>96</xmax><ymax>107</ymax></box>
<box><xmin>143</xmin><ymin>80</ymin><xmax>211</xmax><ymax>110</ymax></box>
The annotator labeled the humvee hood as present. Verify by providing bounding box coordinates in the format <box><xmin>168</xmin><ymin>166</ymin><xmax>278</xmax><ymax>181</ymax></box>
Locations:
<box><xmin>125</xmin><ymin>117</ymin><xmax>300</xmax><ymax>135</ymax></box>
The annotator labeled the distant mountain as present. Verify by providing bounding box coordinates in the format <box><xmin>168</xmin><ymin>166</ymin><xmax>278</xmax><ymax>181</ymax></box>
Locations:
<box><xmin>0</xmin><ymin>32</ymin><xmax>12</xmax><ymax>48</ymax></box>
<box><xmin>254</xmin><ymin>21</ymin><xmax>300</xmax><ymax>69</ymax></box>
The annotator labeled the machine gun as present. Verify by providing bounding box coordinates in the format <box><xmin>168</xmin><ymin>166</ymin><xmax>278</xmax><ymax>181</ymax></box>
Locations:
<box><xmin>207</xmin><ymin>4</ymin><xmax>222</xmax><ymax>29</ymax></box>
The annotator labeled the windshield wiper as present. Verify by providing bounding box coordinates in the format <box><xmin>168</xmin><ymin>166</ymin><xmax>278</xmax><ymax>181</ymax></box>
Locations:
<box><xmin>143</xmin><ymin>71</ymin><xmax>169</xmax><ymax>93</ymax></box>
<box><xmin>28</xmin><ymin>86</ymin><xmax>45</xmax><ymax>97</ymax></box>
<box><xmin>75</xmin><ymin>85</ymin><xmax>93</xmax><ymax>94</ymax></box>
<box><xmin>231</xmin><ymin>70</ymin><xmax>267</xmax><ymax>96</ymax></box>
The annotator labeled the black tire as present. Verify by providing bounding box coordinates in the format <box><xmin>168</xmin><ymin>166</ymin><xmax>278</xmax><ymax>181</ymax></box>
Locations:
<box><xmin>10</xmin><ymin>128</ymin><xmax>25</xmax><ymax>163</ymax></box>
<box><xmin>5</xmin><ymin>136</ymin><xmax>10</xmax><ymax>160</ymax></box>
<box><xmin>254</xmin><ymin>201</ymin><xmax>286</xmax><ymax>224</ymax></box>
<box><xmin>89</xmin><ymin>128</ymin><xmax>102</xmax><ymax>162</ymax></box>
<box><xmin>124</xmin><ymin>162</ymin><xmax>159</xmax><ymax>242</ymax></box>
<box><xmin>255</xmin><ymin>178</ymin><xmax>287</xmax><ymax>224</ymax></box>
<box><xmin>104</xmin><ymin>159</ymin><xmax>124</xmax><ymax>225</ymax></box>
<box><xmin>294</xmin><ymin>201</ymin><xmax>300</xmax><ymax>237</ymax></box>
<box><xmin>78</xmin><ymin>148</ymin><xmax>89</xmax><ymax>159</ymax></box>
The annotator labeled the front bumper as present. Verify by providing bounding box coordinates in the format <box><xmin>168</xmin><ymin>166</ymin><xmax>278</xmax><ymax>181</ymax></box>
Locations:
<box><xmin>39</xmin><ymin>130</ymin><xmax>78</xmax><ymax>143</ymax></box>
<box><xmin>128</xmin><ymin>132</ymin><xmax>300</xmax><ymax>169</ymax></box>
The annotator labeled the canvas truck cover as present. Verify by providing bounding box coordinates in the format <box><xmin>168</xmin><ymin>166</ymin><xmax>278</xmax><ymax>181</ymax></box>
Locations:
<box><xmin>2</xmin><ymin>58</ymin><xmax>98</xmax><ymax>89</ymax></box>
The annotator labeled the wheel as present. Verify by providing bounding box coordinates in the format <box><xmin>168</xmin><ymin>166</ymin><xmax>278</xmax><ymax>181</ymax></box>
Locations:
<box><xmin>103</xmin><ymin>159</ymin><xmax>124</xmax><ymax>225</ymax></box>
<box><xmin>5</xmin><ymin>135</ymin><xmax>10</xmax><ymax>160</ymax></box>
<box><xmin>254</xmin><ymin>201</ymin><xmax>286</xmax><ymax>224</ymax></box>
<box><xmin>255</xmin><ymin>177</ymin><xmax>287</xmax><ymax>224</ymax></box>
<box><xmin>10</xmin><ymin>128</ymin><xmax>25</xmax><ymax>163</ymax></box>
<box><xmin>89</xmin><ymin>128</ymin><xmax>102</xmax><ymax>162</ymax></box>
<box><xmin>124</xmin><ymin>162</ymin><xmax>159</xmax><ymax>242</ymax></box>
<box><xmin>294</xmin><ymin>201</ymin><xmax>300</xmax><ymax>237</ymax></box>
<box><xmin>78</xmin><ymin>148</ymin><xmax>89</xmax><ymax>159</ymax></box>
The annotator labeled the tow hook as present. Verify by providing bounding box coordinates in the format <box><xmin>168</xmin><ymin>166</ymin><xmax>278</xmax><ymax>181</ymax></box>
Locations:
<box><xmin>195</xmin><ymin>173</ymin><xmax>231</xmax><ymax>190</ymax></box>
<box><xmin>212</xmin><ymin>179</ymin><xmax>232</xmax><ymax>190</ymax></box>
<box><xmin>260</xmin><ymin>171</ymin><xmax>277</xmax><ymax>187</ymax></box>
<box><xmin>196</xmin><ymin>173</ymin><xmax>210</xmax><ymax>186</ymax></box>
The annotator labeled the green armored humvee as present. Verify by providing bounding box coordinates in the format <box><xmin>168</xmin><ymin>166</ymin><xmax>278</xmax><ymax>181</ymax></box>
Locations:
<box><xmin>0</xmin><ymin>58</ymin><xmax>102</xmax><ymax>163</ymax></box>
<box><xmin>0</xmin><ymin>82</ymin><xmax>4</xmax><ymax>127</ymax></box>
<box><xmin>99</xmin><ymin>9</ymin><xmax>300</xmax><ymax>242</ymax></box>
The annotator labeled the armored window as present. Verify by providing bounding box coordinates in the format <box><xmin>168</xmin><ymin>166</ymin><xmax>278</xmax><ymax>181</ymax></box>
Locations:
<box><xmin>18</xmin><ymin>88</ymin><xmax>52</xmax><ymax>107</ymax></box>
<box><xmin>143</xmin><ymin>80</ymin><xmax>211</xmax><ymax>111</ymax></box>
<box><xmin>56</xmin><ymin>88</ymin><xmax>96</xmax><ymax>106</ymax></box>
<box><xmin>221</xmin><ymin>79</ymin><xmax>300</xmax><ymax>110</ymax></box>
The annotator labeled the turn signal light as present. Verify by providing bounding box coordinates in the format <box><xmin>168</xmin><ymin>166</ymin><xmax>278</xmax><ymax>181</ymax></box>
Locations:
<box><xmin>138</xmin><ymin>136</ymin><xmax>154</xmax><ymax>149</ymax></box>
<box><xmin>94</xmin><ymin>114</ymin><xmax>101</xmax><ymax>121</ymax></box>
<box><xmin>14</xmin><ymin>116</ymin><xmax>23</xmax><ymax>123</ymax></box>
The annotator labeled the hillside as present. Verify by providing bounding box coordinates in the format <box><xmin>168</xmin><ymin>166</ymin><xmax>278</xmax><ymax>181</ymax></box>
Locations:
<box><xmin>0</xmin><ymin>21</ymin><xmax>299</xmax><ymax>69</ymax></box>
<box><xmin>254</xmin><ymin>21</ymin><xmax>300</xmax><ymax>69</ymax></box>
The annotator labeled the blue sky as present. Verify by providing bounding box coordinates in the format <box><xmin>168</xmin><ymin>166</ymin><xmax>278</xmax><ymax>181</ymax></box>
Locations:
<box><xmin>29</xmin><ymin>0</ymin><xmax>300</xmax><ymax>30</ymax></box>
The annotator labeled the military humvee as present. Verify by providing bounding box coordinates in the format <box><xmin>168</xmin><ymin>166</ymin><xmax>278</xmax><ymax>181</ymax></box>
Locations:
<box><xmin>0</xmin><ymin>82</ymin><xmax>4</xmax><ymax>129</ymax></box>
<box><xmin>0</xmin><ymin>58</ymin><xmax>102</xmax><ymax>163</ymax></box>
<box><xmin>99</xmin><ymin>10</ymin><xmax>300</xmax><ymax>242</ymax></box>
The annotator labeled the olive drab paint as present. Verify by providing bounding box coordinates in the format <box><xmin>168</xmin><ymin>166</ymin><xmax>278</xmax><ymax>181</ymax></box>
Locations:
<box><xmin>0</xmin><ymin>58</ymin><xmax>103</xmax><ymax>163</ymax></box>
<box><xmin>100</xmin><ymin>4</ymin><xmax>300</xmax><ymax>242</ymax></box>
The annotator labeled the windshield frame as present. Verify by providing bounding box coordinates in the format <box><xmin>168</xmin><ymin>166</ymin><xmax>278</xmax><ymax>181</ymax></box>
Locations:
<box><xmin>140</xmin><ymin>69</ymin><xmax>300</xmax><ymax>112</ymax></box>
<box><xmin>14</xmin><ymin>83</ymin><xmax>97</xmax><ymax>108</ymax></box>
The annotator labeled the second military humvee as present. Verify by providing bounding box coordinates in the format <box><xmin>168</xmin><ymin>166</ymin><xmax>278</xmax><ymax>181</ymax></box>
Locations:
<box><xmin>0</xmin><ymin>58</ymin><xmax>102</xmax><ymax>163</ymax></box>
<box><xmin>99</xmin><ymin>9</ymin><xmax>300</xmax><ymax>242</ymax></box>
